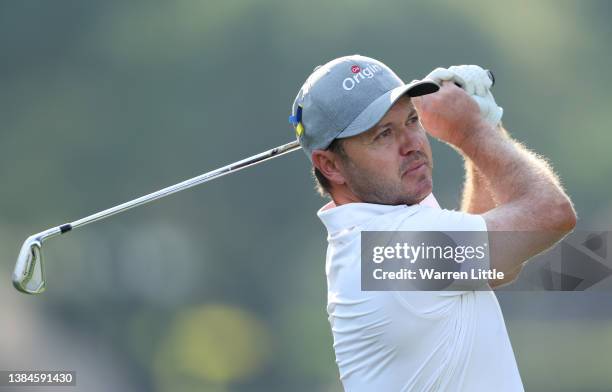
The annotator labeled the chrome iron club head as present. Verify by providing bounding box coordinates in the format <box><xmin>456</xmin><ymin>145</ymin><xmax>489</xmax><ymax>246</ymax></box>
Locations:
<box><xmin>13</xmin><ymin>235</ymin><xmax>45</xmax><ymax>294</ymax></box>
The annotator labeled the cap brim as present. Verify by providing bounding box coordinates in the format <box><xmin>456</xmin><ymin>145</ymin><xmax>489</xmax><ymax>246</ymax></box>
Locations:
<box><xmin>336</xmin><ymin>79</ymin><xmax>439</xmax><ymax>139</ymax></box>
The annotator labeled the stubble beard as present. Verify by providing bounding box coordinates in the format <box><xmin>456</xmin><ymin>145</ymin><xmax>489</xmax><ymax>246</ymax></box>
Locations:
<box><xmin>342</xmin><ymin>156</ymin><xmax>433</xmax><ymax>206</ymax></box>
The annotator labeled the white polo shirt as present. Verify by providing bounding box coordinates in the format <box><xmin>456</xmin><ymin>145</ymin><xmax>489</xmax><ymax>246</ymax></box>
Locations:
<box><xmin>317</xmin><ymin>197</ymin><xmax>524</xmax><ymax>392</ymax></box>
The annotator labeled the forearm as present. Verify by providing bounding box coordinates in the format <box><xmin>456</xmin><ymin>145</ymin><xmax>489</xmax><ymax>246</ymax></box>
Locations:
<box><xmin>460</xmin><ymin>159</ymin><xmax>497</xmax><ymax>214</ymax></box>
<box><xmin>461</xmin><ymin>125</ymin><xmax>509</xmax><ymax>214</ymax></box>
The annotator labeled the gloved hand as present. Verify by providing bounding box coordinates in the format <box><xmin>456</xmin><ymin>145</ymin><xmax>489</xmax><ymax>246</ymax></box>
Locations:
<box><xmin>424</xmin><ymin>65</ymin><xmax>503</xmax><ymax>126</ymax></box>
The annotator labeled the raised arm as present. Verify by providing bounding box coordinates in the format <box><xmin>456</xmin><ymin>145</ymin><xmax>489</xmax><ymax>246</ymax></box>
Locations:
<box><xmin>459</xmin><ymin>126</ymin><xmax>526</xmax><ymax>287</ymax></box>
<box><xmin>414</xmin><ymin>82</ymin><xmax>576</xmax><ymax>283</ymax></box>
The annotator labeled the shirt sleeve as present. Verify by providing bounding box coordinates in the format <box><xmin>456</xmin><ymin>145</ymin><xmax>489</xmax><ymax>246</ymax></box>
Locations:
<box><xmin>393</xmin><ymin>208</ymin><xmax>492</xmax><ymax>295</ymax></box>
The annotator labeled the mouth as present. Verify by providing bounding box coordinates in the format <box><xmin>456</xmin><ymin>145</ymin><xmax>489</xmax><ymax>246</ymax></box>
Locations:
<box><xmin>402</xmin><ymin>160</ymin><xmax>428</xmax><ymax>176</ymax></box>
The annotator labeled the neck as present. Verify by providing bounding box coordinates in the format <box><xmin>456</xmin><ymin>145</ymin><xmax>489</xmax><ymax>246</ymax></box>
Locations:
<box><xmin>329</xmin><ymin>185</ymin><xmax>433</xmax><ymax>208</ymax></box>
<box><xmin>330</xmin><ymin>186</ymin><xmax>362</xmax><ymax>207</ymax></box>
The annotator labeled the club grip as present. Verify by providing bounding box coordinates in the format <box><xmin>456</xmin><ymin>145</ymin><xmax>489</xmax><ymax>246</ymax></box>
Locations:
<box><xmin>486</xmin><ymin>69</ymin><xmax>495</xmax><ymax>86</ymax></box>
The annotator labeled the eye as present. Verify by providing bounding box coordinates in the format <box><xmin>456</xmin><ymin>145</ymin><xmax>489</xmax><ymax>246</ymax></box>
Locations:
<box><xmin>406</xmin><ymin>114</ymin><xmax>419</xmax><ymax>125</ymax></box>
<box><xmin>375</xmin><ymin>128</ymin><xmax>392</xmax><ymax>140</ymax></box>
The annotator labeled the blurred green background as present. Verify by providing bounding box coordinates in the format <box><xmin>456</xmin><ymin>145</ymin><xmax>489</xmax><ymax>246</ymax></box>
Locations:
<box><xmin>1</xmin><ymin>1</ymin><xmax>611</xmax><ymax>391</ymax></box>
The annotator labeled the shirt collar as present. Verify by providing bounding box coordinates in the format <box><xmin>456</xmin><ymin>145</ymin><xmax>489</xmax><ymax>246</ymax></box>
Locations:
<box><xmin>317</xmin><ymin>201</ymin><xmax>409</xmax><ymax>234</ymax></box>
<box><xmin>316</xmin><ymin>193</ymin><xmax>440</xmax><ymax>235</ymax></box>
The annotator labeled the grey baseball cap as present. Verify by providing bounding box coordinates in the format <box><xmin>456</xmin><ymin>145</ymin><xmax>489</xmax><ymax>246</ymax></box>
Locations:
<box><xmin>290</xmin><ymin>54</ymin><xmax>439</xmax><ymax>161</ymax></box>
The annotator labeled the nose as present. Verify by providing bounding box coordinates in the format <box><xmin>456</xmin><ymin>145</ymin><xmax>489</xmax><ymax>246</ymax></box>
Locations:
<box><xmin>397</xmin><ymin>126</ymin><xmax>422</xmax><ymax>157</ymax></box>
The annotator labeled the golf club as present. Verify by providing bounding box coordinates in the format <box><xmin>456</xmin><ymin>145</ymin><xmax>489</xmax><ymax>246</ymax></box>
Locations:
<box><xmin>12</xmin><ymin>70</ymin><xmax>494</xmax><ymax>295</ymax></box>
<box><xmin>12</xmin><ymin>140</ymin><xmax>301</xmax><ymax>294</ymax></box>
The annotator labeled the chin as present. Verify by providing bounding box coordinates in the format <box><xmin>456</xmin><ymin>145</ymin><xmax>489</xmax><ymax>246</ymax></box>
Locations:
<box><xmin>405</xmin><ymin>173</ymin><xmax>433</xmax><ymax>202</ymax></box>
<box><xmin>406</xmin><ymin>173</ymin><xmax>433</xmax><ymax>196</ymax></box>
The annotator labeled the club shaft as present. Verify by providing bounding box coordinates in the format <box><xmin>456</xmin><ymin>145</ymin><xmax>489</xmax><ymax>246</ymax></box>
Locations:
<box><xmin>40</xmin><ymin>140</ymin><xmax>301</xmax><ymax>242</ymax></box>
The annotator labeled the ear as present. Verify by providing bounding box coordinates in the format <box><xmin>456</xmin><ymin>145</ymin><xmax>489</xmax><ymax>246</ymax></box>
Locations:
<box><xmin>311</xmin><ymin>149</ymin><xmax>347</xmax><ymax>186</ymax></box>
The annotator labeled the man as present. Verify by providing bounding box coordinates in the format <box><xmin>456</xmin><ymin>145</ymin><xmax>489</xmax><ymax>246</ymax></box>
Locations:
<box><xmin>289</xmin><ymin>55</ymin><xmax>576</xmax><ymax>391</ymax></box>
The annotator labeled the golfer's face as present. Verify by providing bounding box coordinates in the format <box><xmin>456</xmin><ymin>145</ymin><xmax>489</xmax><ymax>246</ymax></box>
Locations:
<box><xmin>340</xmin><ymin>95</ymin><xmax>433</xmax><ymax>205</ymax></box>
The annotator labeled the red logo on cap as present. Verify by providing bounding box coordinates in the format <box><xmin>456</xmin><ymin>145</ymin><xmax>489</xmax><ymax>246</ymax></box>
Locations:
<box><xmin>351</xmin><ymin>65</ymin><xmax>361</xmax><ymax>74</ymax></box>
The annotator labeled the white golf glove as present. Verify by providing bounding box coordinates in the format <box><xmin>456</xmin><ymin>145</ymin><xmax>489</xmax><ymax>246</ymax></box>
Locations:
<box><xmin>425</xmin><ymin>65</ymin><xmax>503</xmax><ymax>125</ymax></box>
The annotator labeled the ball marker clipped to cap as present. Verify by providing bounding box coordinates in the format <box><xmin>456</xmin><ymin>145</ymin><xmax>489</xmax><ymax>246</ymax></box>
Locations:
<box><xmin>290</xmin><ymin>54</ymin><xmax>439</xmax><ymax>161</ymax></box>
<box><xmin>288</xmin><ymin>105</ymin><xmax>304</xmax><ymax>138</ymax></box>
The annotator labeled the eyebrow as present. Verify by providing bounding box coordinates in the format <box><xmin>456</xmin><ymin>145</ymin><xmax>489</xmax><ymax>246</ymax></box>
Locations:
<box><xmin>375</xmin><ymin>106</ymin><xmax>417</xmax><ymax>130</ymax></box>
